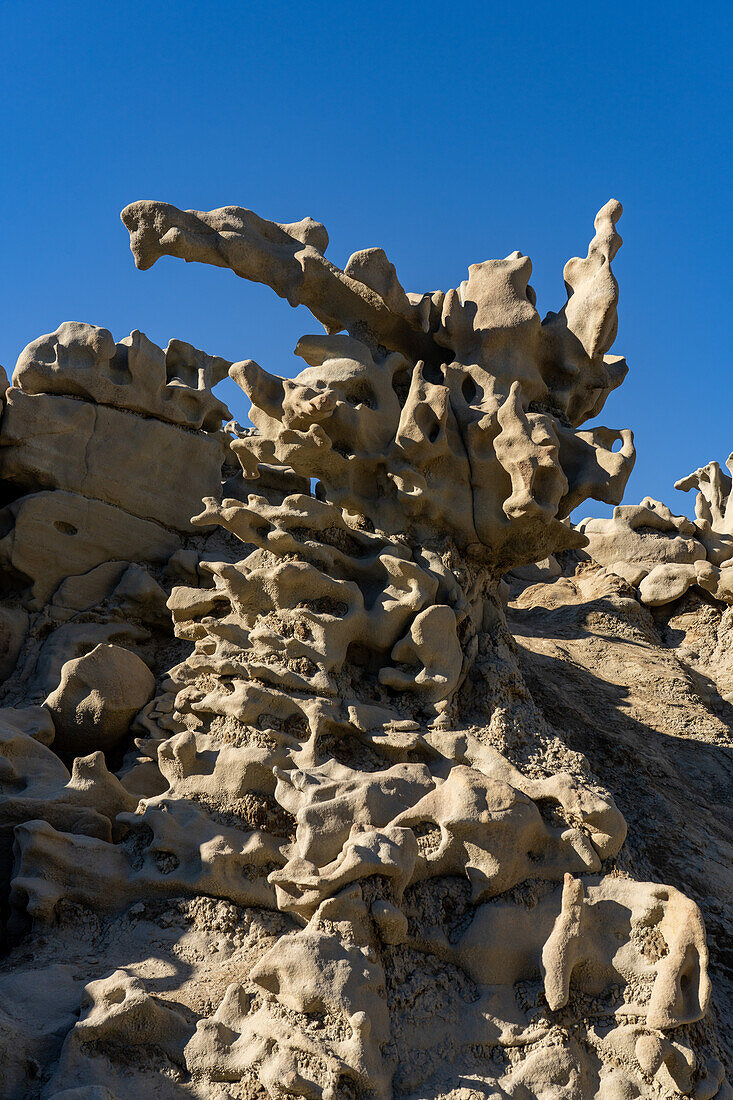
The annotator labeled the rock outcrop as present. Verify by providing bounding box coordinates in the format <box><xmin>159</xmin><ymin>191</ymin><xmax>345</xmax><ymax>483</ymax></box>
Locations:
<box><xmin>0</xmin><ymin>200</ymin><xmax>728</xmax><ymax>1100</ymax></box>
<box><xmin>578</xmin><ymin>454</ymin><xmax>733</xmax><ymax>607</ymax></box>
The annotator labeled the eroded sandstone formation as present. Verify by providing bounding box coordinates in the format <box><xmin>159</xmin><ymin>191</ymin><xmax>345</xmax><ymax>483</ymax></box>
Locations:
<box><xmin>0</xmin><ymin>200</ymin><xmax>729</xmax><ymax>1099</ymax></box>
<box><xmin>576</xmin><ymin>455</ymin><xmax>733</xmax><ymax>607</ymax></box>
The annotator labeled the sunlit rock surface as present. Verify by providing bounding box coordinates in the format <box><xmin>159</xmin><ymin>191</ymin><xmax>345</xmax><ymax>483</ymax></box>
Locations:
<box><xmin>0</xmin><ymin>200</ymin><xmax>728</xmax><ymax>1099</ymax></box>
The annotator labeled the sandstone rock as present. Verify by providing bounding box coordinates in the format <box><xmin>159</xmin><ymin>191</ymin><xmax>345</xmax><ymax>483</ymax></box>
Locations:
<box><xmin>48</xmin><ymin>562</ymin><xmax>129</xmax><ymax>621</ymax></box>
<box><xmin>0</xmin><ymin>389</ymin><xmax>224</xmax><ymax>532</ymax></box>
<box><xmin>0</xmin><ymin>198</ymin><xmax>727</xmax><ymax>1100</ymax></box>
<box><xmin>579</xmin><ymin>470</ymin><xmax>733</xmax><ymax>608</ymax></box>
<box><xmin>45</xmin><ymin>643</ymin><xmax>155</xmax><ymax>755</ymax></box>
<box><xmin>578</xmin><ymin>497</ymin><xmax>704</xmax><ymax>568</ymax></box>
<box><xmin>122</xmin><ymin>197</ymin><xmax>636</xmax><ymax>568</ymax></box>
<box><xmin>47</xmin><ymin>562</ymin><xmax>172</xmax><ymax>629</ymax></box>
<box><xmin>675</xmin><ymin>455</ymin><xmax>733</xmax><ymax>564</ymax></box>
<box><xmin>13</xmin><ymin>321</ymin><xmax>230</xmax><ymax>432</ymax></box>
<box><xmin>31</xmin><ymin>621</ymin><xmax>150</xmax><ymax>701</ymax></box>
<box><xmin>0</xmin><ymin>604</ymin><xmax>28</xmax><ymax>679</ymax></box>
<box><xmin>638</xmin><ymin>559</ymin><xmax>714</xmax><ymax>605</ymax></box>
<box><xmin>0</xmin><ymin>490</ymin><xmax>179</xmax><ymax>602</ymax></box>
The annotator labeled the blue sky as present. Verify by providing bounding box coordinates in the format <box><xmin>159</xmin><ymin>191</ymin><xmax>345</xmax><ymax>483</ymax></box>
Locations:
<box><xmin>2</xmin><ymin>0</ymin><xmax>730</xmax><ymax>519</ymax></box>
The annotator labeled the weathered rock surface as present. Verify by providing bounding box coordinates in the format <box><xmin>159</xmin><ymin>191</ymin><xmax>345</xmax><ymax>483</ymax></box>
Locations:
<box><xmin>0</xmin><ymin>385</ymin><xmax>224</xmax><ymax>532</ymax></box>
<box><xmin>0</xmin><ymin>199</ymin><xmax>728</xmax><ymax>1100</ymax></box>
<box><xmin>14</xmin><ymin>321</ymin><xmax>231</xmax><ymax>431</ymax></box>
<box><xmin>45</xmin><ymin>644</ymin><xmax>156</xmax><ymax>755</ymax></box>
<box><xmin>0</xmin><ymin>490</ymin><xmax>180</xmax><ymax>603</ymax></box>
<box><xmin>507</xmin><ymin>560</ymin><xmax>733</xmax><ymax>1078</ymax></box>
<box><xmin>578</xmin><ymin>457</ymin><xmax>733</xmax><ymax>608</ymax></box>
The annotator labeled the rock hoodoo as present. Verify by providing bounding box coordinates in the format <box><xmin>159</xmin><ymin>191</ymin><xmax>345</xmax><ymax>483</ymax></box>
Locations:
<box><xmin>0</xmin><ymin>199</ymin><xmax>728</xmax><ymax>1099</ymax></box>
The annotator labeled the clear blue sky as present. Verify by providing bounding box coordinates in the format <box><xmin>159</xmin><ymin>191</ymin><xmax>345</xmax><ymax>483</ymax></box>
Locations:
<box><xmin>2</xmin><ymin>1</ymin><xmax>730</xmax><ymax>519</ymax></box>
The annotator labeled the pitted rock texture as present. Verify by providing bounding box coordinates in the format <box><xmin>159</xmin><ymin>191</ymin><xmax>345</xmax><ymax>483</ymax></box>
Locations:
<box><xmin>0</xmin><ymin>200</ymin><xmax>729</xmax><ymax>1100</ymax></box>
